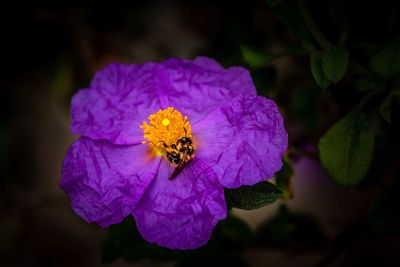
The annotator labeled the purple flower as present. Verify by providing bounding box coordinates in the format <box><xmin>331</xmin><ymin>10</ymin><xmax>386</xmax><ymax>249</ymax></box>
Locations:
<box><xmin>61</xmin><ymin>56</ymin><xmax>287</xmax><ymax>250</ymax></box>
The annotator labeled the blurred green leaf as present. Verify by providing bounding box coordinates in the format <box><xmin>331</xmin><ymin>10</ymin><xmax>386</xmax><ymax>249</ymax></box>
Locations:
<box><xmin>239</xmin><ymin>45</ymin><xmax>275</xmax><ymax>68</ymax></box>
<box><xmin>369</xmin><ymin>187</ymin><xmax>400</xmax><ymax>235</ymax></box>
<box><xmin>275</xmin><ymin>158</ymin><xmax>294</xmax><ymax>199</ymax></box>
<box><xmin>240</xmin><ymin>44</ymin><xmax>306</xmax><ymax>69</ymax></box>
<box><xmin>380</xmin><ymin>88</ymin><xmax>400</xmax><ymax>123</ymax></box>
<box><xmin>370</xmin><ymin>36</ymin><xmax>400</xmax><ymax>78</ymax></box>
<box><xmin>319</xmin><ymin>110</ymin><xmax>374</xmax><ymax>186</ymax></box>
<box><xmin>225</xmin><ymin>181</ymin><xmax>282</xmax><ymax>210</ymax></box>
<box><xmin>266</xmin><ymin>0</ymin><xmax>285</xmax><ymax>8</ymax></box>
<box><xmin>311</xmin><ymin>52</ymin><xmax>332</xmax><ymax>89</ymax></box>
<box><xmin>322</xmin><ymin>44</ymin><xmax>349</xmax><ymax>83</ymax></box>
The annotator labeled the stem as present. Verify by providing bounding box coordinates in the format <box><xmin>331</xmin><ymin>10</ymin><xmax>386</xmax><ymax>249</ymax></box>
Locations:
<box><xmin>298</xmin><ymin>0</ymin><xmax>332</xmax><ymax>50</ymax></box>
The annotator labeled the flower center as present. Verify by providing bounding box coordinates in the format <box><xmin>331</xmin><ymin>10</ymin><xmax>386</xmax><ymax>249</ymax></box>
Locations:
<box><xmin>141</xmin><ymin>107</ymin><xmax>196</xmax><ymax>167</ymax></box>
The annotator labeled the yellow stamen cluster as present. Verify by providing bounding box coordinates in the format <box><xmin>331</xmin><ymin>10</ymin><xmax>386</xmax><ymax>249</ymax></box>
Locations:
<box><xmin>141</xmin><ymin>107</ymin><xmax>192</xmax><ymax>153</ymax></box>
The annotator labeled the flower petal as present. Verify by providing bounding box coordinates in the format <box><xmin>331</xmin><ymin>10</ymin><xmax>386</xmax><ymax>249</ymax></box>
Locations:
<box><xmin>132</xmin><ymin>159</ymin><xmax>227</xmax><ymax>250</ymax></box>
<box><xmin>194</xmin><ymin>94</ymin><xmax>288</xmax><ymax>188</ymax></box>
<box><xmin>60</xmin><ymin>137</ymin><xmax>160</xmax><ymax>227</ymax></box>
<box><xmin>70</xmin><ymin>58</ymin><xmax>257</xmax><ymax>145</ymax></box>
<box><xmin>70</xmin><ymin>62</ymin><xmax>160</xmax><ymax>145</ymax></box>
<box><xmin>159</xmin><ymin>57</ymin><xmax>257</xmax><ymax>122</ymax></box>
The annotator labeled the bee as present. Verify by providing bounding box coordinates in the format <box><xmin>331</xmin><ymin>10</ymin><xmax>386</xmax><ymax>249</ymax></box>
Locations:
<box><xmin>164</xmin><ymin>128</ymin><xmax>195</xmax><ymax>180</ymax></box>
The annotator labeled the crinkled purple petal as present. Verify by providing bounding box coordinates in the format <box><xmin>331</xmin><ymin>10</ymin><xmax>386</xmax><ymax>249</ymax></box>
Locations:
<box><xmin>194</xmin><ymin>94</ymin><xmax>288</xmax><ymax>188</ymax></box>
<box><xmin>132</xmin><ymin>158</ymin><xmax>227</xmax><ymax>250</ymax></box>
<box><xmin>158</xmin><ymin>56</ymin><xmax>257</xmax><ymax>122</ymax></box>
<box><xmin>70</xmin><ymin>62</ymin><xmax>160</xmax><ymax>145</ymax></box>
<box><xmin>70</xmin><ymin>57</ymin><xmax>256</xmax><ymax>144</ymax></box>
<box><xmin>61</xmin><ymin>137</ymin><xmax>160</xmax><ymax>227</ymax></box>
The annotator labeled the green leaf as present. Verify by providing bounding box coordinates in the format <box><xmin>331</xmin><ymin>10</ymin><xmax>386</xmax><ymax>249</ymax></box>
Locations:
<box><xmin>322</xmin><ymin>44</ymin><xmax>349</xmax><ymax>83</ymax></box>
<box><xmin>319</xmin><ymin>111</ymin><xmax>375</xmax><ymax>186</ymax></box>
<box><xmin>368</xmin><ymin>187</ymin><xmax>400</xmax><ymax>235</ymax></box>
<box><xmin>225</xmin><ymin>181</ymin><xmax>282</xmax><ymax>210</ymax></box>
<box><xmin>311</xmin><ymin>52</ymin><xmax>332</xmax><ymax>89</ymax></box>
<box><xmin>241</xmin><ymin>44</ymin><xmax>307</xmax><ymax>69</ymax></box>
<box><xmin>239</xmin><ymin>45</ymin><xmax>275</xmax><ymax>68</ymax></box>
<box><xmin>370</xmin><ymin>36</ymin><xmax>400</xmax><ymax>78</ymax></box>
<box><xmin>379</xmin><ymin>88</ymin><xmax>400</xmax><ymax>123</ymax></box>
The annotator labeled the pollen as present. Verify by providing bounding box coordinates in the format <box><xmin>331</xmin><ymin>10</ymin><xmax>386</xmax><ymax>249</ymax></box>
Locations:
<box><xmin>141</xmin><ymin>107</ymin><xmax>193</xmax><ymax>153</ymax></box>
<box><xmin>162</xmin><ymin>118</ymin><xmax>170</xmax><ymax>126</ymax></box>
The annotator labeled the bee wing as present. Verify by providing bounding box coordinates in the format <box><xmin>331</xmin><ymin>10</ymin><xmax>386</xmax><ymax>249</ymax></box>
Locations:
<box><xmin>169</xmin><ymin>150</ymin><xmax>188</xmax><ymax>180</ymax></box>
<box><xmin>177</xmin><ymin>149</ymin><xmax>189</xmax><ymax>169</ymax></box>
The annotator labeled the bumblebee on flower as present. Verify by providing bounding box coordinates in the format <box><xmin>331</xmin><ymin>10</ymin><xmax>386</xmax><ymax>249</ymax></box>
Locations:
<box><xmin>61</xmin><ymin>56</ymin><xmax>287</xmax><ymax>250</ymax></box>
<box><xmin>140</xmin><ymin>107</ymin><xmax>196</xmax><ymax>179</ymax></box>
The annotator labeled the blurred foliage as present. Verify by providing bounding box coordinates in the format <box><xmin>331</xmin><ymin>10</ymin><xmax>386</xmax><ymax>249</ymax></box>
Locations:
<box><xmin>228</xmin><ymin>0</ymin><xmax>399</xmax><ymax>260</ymax></box>
<box><xmin>240</xmin><ymin>43</ymin><xmax>306</xmax><ymax>69</ymax></box>
<box><xmin>103</xmin><ymin>215</ymin><xmax>252</xmax><ymax>267</ymax></box>
<box><xmin>256</xmin><ymin>204</ymin><xmax>324</xmax><ymax>248</ymax></box>
<box><xmin>102</xmin><ymin>204</ymin><xmax>325</xmax><ymax>265</ymax></box>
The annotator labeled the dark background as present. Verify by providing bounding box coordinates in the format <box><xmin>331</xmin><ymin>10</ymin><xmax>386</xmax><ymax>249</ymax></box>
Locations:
<box><xmin>1</xmin><ymin>1</ymin><xmax>400</xmax><ymax>266</ymax></box>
